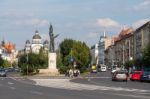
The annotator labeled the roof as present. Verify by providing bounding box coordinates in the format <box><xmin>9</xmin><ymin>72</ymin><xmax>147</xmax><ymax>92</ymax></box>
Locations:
<box><xmin>32</xmin><ymin>30</ymin><xmax>41</xmax><ymax>39</ymax></box>
<box><xmin>43</xmin><ymin>40</ymin><xmax>49</xmax><ymax>44</ymax></box>
<box><xmin>25</xmin><ymin>40</ymin><xmax>30</xmax><ymax>44</ymax></box>
<box><xmin>4</xmin><ymin>42</ymin><xmax>15</xmax><ymax>53</ymax></box>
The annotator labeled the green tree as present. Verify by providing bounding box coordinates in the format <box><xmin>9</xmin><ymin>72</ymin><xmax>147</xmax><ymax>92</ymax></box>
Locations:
<box><xmin>142</xmin><ymin>45</ymin><xmax>150</xmax><ymax>67</ymax></box>
<box><xmin>0</xmin><ymin>55</ymin><xmax>4</xmax><ymax>67</ymax></box>
<box><xmin>18</xmin><ymin>49</ymin><xmax>48</xmax><ymax>75</ymax></box>
<box><xmin>58</xmin><ymin>39</ymin><xmax>91</xmax><ymax>73</ymax></box>
<box><xmin>3</xmin><ymin>60</ymin><xmax>11</xmax><ymax>68</ymax></box>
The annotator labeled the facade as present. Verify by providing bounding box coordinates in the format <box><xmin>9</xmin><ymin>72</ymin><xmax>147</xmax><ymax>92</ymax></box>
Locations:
<box><xmin>134</xmin><ymin>21</ymin><xmax>150</xmax><ymax>60</ymax></box>
<box><xmin>114</xmin><ymin>28</ymin><xmax>134</xmax><ymax>67</ymax></box>
<box><xmin>91</xmin><ymin>21</ymin><xmax>150</xmax><ymax>68</ymax></box>
<box><xmin>90</xmin><ymin>44</ymin><xmax>99</xmax><ymax>65</ymax></box>
<box><xmin>98</xmin><ymin>32</ymin><xmax>112</xmax><ymax>65</ymax></box>
<box><xmin>0</xmin><ymin>41</ymin><xmax>18</xmax><ymax>65</ymax></box>
<box><xmin>24</xmin><ymin>30</ymin><xmax>49</xmax><ymax>54</ymax></box>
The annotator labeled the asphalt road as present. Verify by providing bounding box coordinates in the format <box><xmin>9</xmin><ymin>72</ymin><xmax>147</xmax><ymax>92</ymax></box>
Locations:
<box><xmin>0</xmin><ymin>71</ymin><xmax>150</xmax><ymax>99</ymax></box>
<box><xmin>71</xmin><ymin>71</ymin><xmax>150</xmax><ymax>90</ymax></box>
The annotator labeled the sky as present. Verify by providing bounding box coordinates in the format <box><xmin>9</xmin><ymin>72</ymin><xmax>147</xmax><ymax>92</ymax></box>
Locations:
<box><xmin>0</xmin><ymin>0</ymin><xmax>150</xmax><ymax>50</ymax></box>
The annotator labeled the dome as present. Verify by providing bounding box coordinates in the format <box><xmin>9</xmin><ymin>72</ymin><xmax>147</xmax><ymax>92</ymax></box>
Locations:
<box><xmin>43</xmin><ymin>40</ymin><xmax>49</xmax><ymax>44</ymax></box>
<box><xmin>32</xmin><ymin>30</ymin><xmax>41</xmax><ymax>39</ymax></box>
<box><xmin>26</xmin><ymin>40</ymin><xmax>30</xmax><ymax>44</ymax></box>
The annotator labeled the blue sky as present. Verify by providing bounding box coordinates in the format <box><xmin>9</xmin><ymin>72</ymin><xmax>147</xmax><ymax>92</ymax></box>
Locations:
<box><xmin>0</xmin><ymin>0</ymin><xmax>150</xmax><ymax>49</ymax></box>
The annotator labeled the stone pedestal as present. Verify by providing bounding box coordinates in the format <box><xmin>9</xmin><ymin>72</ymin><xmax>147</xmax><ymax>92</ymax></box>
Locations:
<box><xmin>39</xmin><ymin>53</ymin><xmax>59</xmax><ymax>76</ymax></box>
<box><xmin>48</xmin><ymin>52</ymin><xmax>59</xmax><ymax>74</ymax></box>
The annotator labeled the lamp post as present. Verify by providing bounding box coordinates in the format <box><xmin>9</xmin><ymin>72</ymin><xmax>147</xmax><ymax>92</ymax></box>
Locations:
<box><xmin>26</xmin><ymin>53</ymin><xmax>29</xmax><ymax>75</ymax></box>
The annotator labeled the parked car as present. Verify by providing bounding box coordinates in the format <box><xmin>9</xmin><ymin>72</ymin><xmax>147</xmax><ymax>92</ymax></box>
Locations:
<box><xmin>112</xmin><ymin>70</ymin><xmax>128</xmax><ymax>81</ymax></box>
<box><xmin>130</xmin><ymin>70</ymin><xmax>143</xmax><ymax>81</ymax></box>
<box><xmin>0</xmin><ymin>68</ymin><xmax>7</xmax><ymax>77</ymax></box>
<box><xmin>140</xmin><ymin>70</ymin><xmax>150</xmax><ymax>82</ymax></box>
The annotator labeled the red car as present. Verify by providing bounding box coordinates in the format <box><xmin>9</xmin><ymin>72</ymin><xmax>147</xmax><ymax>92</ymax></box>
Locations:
<box><xmin>130</xmin><ymin>70</ymin><xmax>143</xmax><ymax>81</ymax></box>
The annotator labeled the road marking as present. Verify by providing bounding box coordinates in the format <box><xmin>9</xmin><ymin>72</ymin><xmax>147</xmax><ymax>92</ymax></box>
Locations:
<box><xmin>32</xmin><ymin>79</ymin><xmax>150</xmax><ymax>92</ymax></box>
<box><xmin>113</xmin><ymin>93</ymin><xmax>150</xmax><ymax>99</ymax></box>
<box><xmin>30</xmin><ymin>91</ymin><xmax>43</xmax><ymax>95</ymax></box>
<box><xmin>80</xmin><ymin>77</ymin><xmax>111</xmax><ymax>79</ymax></box>
<box><xmin>9</xmin><ymin>86</ymin><xmax>16</xmax><ymax>90</ymax></box>
<box><xmin>8</xmin><ymin>82</ymin><xmax>14</xmax><ymax>85</ymax></box>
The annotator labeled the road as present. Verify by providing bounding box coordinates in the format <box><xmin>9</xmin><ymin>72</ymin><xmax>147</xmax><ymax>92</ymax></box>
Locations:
<box><xmin>0</xmin><ymin>71</ymin><xmax>150</xmax><ymax>99</ymax></box>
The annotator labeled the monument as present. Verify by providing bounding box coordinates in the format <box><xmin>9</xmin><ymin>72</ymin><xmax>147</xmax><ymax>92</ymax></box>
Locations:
<box><xmin>48</xmin><ymin>24</ymin><xmax>59</xmax><ymax>73</ymax></box>
<box><xmin>39</xmin><ymin>24</ymin><xmax>59</xmax><ymax>75</ymax></box>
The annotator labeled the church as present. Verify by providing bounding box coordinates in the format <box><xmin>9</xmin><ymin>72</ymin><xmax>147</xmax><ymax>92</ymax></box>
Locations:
<box><xmin>24</xmin><ymin>30</ymin><xmax>49</xmax><ymax>54</ymax></box>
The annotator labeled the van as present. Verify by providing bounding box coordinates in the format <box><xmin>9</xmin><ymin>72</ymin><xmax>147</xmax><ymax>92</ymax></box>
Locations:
<box><xmin>100</xmin><ymin>65</ymin><xmax>107</xmax><ymax>72</ymax></box>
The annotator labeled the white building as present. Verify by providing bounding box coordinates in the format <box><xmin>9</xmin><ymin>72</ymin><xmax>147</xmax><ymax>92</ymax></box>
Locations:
<box><xmin>98</xmin><ymin>31</ymin><xmax>112</xmax><ymax>65</ymax></box>
<box><xmin>0</xmin><ymin>41</ymin><xmax>18</xmax><ymax>65</ymax></box>
<box><xmin>90</xmin><ymin>43</ymin><xmax>99</xmax><ymax>65</ymax></box>
<box><xmin>24</xmin><ymin>30</ymin><xmax>49</xmax><ymax>54</ymax></box>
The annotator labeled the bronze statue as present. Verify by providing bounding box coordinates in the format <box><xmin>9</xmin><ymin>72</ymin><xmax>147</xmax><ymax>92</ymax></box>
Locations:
<box><xmin>49</xmin><ymin>24</ymin><xmax>59</xmax><ymax>52</ymax></box>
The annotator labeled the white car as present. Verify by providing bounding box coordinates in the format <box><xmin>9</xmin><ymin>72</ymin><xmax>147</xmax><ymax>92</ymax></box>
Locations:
<box><xmin>101</xmin><ymin>66</ymin><xmax>107</xmax><ymax>72</ymax></box>
<box><xmin>112</xmin><ymin>71</ymin><xmax>128</xmax><ymax>81</ymax></box>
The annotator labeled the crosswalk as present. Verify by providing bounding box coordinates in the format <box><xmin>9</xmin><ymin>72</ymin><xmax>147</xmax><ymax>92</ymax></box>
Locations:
<box><xmin>33</xmin><ymin>79</ymin><xmax>150</xmax><ymax>92</ymax></box>
<box><xmin>32</xmin><ymin>79</ymin><xmax>150</xmax><ymax>98</ymax></box>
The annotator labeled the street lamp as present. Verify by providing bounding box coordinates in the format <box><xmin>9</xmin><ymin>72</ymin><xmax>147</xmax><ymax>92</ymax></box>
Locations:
<box><xmin>26</xmin><ymin>53</ymin><xmax>29</xmax><ymax>75</ymax></box>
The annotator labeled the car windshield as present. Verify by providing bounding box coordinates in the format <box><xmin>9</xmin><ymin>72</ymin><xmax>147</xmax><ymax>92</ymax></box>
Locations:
<box><xmin>117</xmin><ymin>71</ymin><xmax>126</xmax><ymax>74</ymax></box>
<box><xmin>143</xmin><ymin>71</ymin><xmax>150</xmax><ymax>75</ymax></box>
<box><xmin>134</xmin><ymin>71</ymin><xmax>141</xmax><ymax>74</ymax></box>
<box><xmin>0</xmin><ymin>69</ymin><xmax>5</xmax><ymax>72</ymax></box>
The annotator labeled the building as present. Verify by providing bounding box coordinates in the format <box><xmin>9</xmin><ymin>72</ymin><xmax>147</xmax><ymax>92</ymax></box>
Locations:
<box><xmin>114</xmin><ymin>28</ymin><xmax>134</xmax><ymax>67</ymax></box>
<box><xmin>105</xmin><ymin>44</ymin><xmax>115</xmax><ymax>68</ymax></box>
<box><xmin>90</xmin><ymin>44</ymin><xmax>99</xmax><ymax>65</ymax></box>
<box><xmin>0</xmin><ymin>40</ymin><xmax>18</xmax><ymax>66</ymax></box>
<box><xmin>24</xmin><ymin>30</ymin><xmax>49</xmax><ymax>54</ymax></box>
<box><xmin>98</xmin><ymin>31</ymin><xmax>112</xmax><ymax>65</ymax></box>
<box><xmin>134</xmin><ymin>21</ymin><xmax>150</xmax><ymax>60</ymax></box>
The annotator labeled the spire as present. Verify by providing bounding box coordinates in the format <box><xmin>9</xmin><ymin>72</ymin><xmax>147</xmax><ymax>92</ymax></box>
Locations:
<box><xmin>35</xmin><ymin>30</ymin><xmax>39</xmax><ymax>34</ymax></box>
<box><xmin>123</xmin><ymin>25</ymin><xmax>126</xmax><ymax>30</ymax></box>
<box><xmin>103</xmin><ymin>30</ymin><xmax>106</xmax><ymax>37</ymax></box>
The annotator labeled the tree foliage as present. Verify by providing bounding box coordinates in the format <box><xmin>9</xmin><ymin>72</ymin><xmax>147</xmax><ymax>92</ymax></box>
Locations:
<box><xmin>0</xmin><ymin>55</ymin><xmax>4</xmax><ymax>67</ymax></box>
<box><xmin>18</xmin><ymin>49</ymin><xmax>48</xmax><ymax>75</ymax></box>
<box><xmin>142</xmin><ymin>45</ymin><xmax>150</xmax><ymax>67</ymax></box>
<box><xmin>58</xmin><ymin>39</ymin><xmax>91</xmax><ymax>73</ymax></box>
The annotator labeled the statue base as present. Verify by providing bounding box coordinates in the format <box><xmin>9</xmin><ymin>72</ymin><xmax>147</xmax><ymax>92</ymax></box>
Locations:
<box><xmin>38</xmin><ymin>53</ymin><xmax>59</xmax><ymax>76</ymax></box>
<box><xmin>39</xmin><ymin>69</ymin><xmax>59</xmax><ymax>76</ymax></box>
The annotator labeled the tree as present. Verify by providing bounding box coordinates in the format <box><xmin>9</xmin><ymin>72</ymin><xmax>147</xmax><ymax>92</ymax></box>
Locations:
<box><xmin>18</xmin><ymin>49</ymin><xmax>48</xmax><ymax>75</ymax></box>
<box><xmin>0</xmin><ymin>55</ymin><xmax>4</xmax><ymax>67</ymax></box>
<box><xmin>58</xmin><ymin>39</ymin><xmax>91</xmax><ymax>73</ymax></box>
<box><xmin>142</xmin><ymin>45</ymin><xmax>150</xmax><ymax>67</ymax></box>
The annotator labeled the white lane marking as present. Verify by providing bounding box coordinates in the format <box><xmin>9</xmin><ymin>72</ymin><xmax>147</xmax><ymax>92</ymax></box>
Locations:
<box><xmin>9</xmin><ymin>86</ymin><xmax>16</xmax><ymax>90</ymax></box>
<box><xmin>30</xmin><ymin>91</ymin><xmax>43</xmax><ymax>95</ymax></box>
<box><xmin>80</xmin><ymin>77</ymin><xmax>111</xmax><ymax>79</ymax></box>
<box><xmin>8</xmin><ymin>82</ymin><xmax>14</xmax><ymax>85</ymax></box>
<box><xmin>113</xmin><ymin>93</ymin><xmax>150</xmax><ymax>99</ymax></box>
<box><xmin>32</xmin><ymin>79</ymin><xmax>150</xmax><ymax>93</ymax></box>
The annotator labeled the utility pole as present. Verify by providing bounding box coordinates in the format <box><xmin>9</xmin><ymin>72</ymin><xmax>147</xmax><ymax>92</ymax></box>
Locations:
<box><xmin>26</xmin><ymin>53</ymin><xmax>28</xmax><ymax>75</ymax></box>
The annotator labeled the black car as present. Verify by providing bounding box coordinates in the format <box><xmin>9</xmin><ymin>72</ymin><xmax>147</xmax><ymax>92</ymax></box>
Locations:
<box><xmin>140</xmin><ymin>70</ymin><xmax>150</xmax><ymax>82</ymax></box>
<box><xmin>0</xmin><ymin>68</ymin><xmax>7</xmax><ymax>77</ymax></box>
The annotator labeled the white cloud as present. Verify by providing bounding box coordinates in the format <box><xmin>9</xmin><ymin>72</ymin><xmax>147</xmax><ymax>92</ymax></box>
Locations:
<box><xmin>97</xmin><ymin>18</ymin><xmax>120</xmax><ymax>28</ymax></box>
<box><xmin>134</xmin><ymin>0</ymin><xmax>150</xmax><ymax>10</ymax></box>
<box><xmin>16</xmin><ymin>19</ymin><xmax>49</xmax><ymax>27</ymax></box>
<box><xmin>132</xmin><ymin>19</ymin><xmax>150</xmax><ymax>29</ymax></box>
<box><xmin>87</xmin><ymin>32</ymin><xmax>98</xmax><ymax>38</ymax></box>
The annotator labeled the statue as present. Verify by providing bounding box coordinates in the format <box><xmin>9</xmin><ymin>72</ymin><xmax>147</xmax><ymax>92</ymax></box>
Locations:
<box><xmin>49</xmin><ymin>24</ymin><xmax>59</xmax><ymax>52</ymax></box>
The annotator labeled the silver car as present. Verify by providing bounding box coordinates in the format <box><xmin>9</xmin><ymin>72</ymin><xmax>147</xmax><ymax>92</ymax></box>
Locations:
<box><xmin>112</xmin><ymin>71</ymin><xmax>128</xmax><ymax>81</ymax></box>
